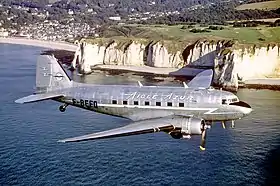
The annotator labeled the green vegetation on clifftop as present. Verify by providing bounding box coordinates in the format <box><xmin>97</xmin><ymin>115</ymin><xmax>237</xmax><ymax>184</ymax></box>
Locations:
<box><xmin>88</xmin><ymin>24</ymin><xmax>280</xmax><ymax>46</ymax></box>
<box><xmin>236</xmin><ymin>0</ymin><xmax>280</xmax><ymax>10</ymax></box>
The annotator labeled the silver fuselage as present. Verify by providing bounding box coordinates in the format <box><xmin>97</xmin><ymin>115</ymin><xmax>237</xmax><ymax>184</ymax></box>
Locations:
<box><xmin>53</xmin><ymin>82</ymin><xmax>252</xmax><ymax>122</ymax></box>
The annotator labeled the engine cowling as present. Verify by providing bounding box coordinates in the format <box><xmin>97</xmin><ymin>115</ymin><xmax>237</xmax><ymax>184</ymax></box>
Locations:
<box><xmin>169</xmin><ymin>117</ymin><xmax>203</xmax><ymax>139</ymax></box>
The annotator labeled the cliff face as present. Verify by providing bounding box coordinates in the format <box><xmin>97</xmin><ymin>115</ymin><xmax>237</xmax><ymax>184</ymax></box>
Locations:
<box><xmin>214</xmin><ymin>49</ymin><xmax>238</xmax><ymax>90</ymax></box>
<box><xmin>71</xmin><ymin>38</ymin><xmax>280</xmax><ymax>89</ymax></box>
<box><xmin>234</xmin><ymin>45</ymin><xmax>280</xmax><ymax>79</ymax></box>
<box><xmin>71</xmin><ymin>39</ymin><xmax>227</xmax><ymax>73</ymax></box>
<box><xmin>213</xmin><ymin>44</ymin><xmax>280</xmax><ymax>90</ymax></box>
<box><xmin>72</xmin><ymin>39</ymin><xmax>187</xmax><ymax>73</ymax></box>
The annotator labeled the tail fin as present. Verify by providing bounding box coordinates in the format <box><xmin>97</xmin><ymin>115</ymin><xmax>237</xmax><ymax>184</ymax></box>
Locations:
<box><xmin>36</xmin><ymin>55</ymin><xmax>72</xmax><ymax>93</ymax></box>
<box><xmin>15</xmin><ymin>55</ymin><xmax>71</xmax><ymax>104</ymax></box>
<box><xmin>186</xmin><ymin>69</ymin><xmax>213</xmax><ymax>89</ymax></box>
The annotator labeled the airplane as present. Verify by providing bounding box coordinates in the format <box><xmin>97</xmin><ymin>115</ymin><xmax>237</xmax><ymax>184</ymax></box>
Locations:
<box><xmin>15</xmin><ymin>55</ymin><xmax>252</xmax><ymax>150</ymax></box>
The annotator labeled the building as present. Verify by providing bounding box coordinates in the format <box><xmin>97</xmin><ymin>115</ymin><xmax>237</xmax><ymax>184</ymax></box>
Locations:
<box><xmin>109</xmin><ymin>16</ymin><xmax>121</xmax><ymax>21</ymax></box>
<box><xmin>0</xmin><ymin>31</ymin><xmax>9</xmax><ymax>37</ymax></box>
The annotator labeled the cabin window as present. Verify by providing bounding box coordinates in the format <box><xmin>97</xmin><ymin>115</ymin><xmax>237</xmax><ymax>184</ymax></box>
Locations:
<box><xmin>222</xmin><ymin>99</ymin><xmax>227</xmax><ymax>104</ymax></box>
<box><xmin>134</xmin><ymin>101</ymin><xmax>139</xmax><ymax>105</ymax></box>
<box><xmin>112</xmin><ymin>100</ymin><xmax>117</xmax><ymax>104</ymax></box>
<box><xmin>156</xmin><ymin>102</ymin><xmax>161</xmax><ymax>106</ymax></box>
<box><xmin>167</xmin><ymin>102</ymin><xmax>172</xmax><ymax>107</ymax></box>
<box><xmin>145</xmin><ymin>101</ymin><xmax>150</xmax><ymax>106</ymax></box>
<box><xmin>179</xmin><ymin>103</ymin><xmax>184</xmax><ymax>107</ymax></box>
<box><xmin>123</xmin><ymin>100</ymin><xmax>128</xmax><ymax>105</ymax></box>
<box><xmin>232</xmin><ymin>98</ymin><xmax>238</xmax><ymax>102</ymax></box>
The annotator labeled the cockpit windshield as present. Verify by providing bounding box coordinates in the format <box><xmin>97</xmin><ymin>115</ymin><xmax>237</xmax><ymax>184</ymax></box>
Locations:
<box><xmin>222</xmin><ymin>97</ymin><xmax>239</xmax><ymax>105</ymax></box>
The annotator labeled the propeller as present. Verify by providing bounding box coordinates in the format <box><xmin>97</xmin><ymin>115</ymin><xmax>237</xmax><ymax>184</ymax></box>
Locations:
<box><xmin>199</xmin><ymin>120</ymin><xmax>235</xmax><ymax>150</ymax></box>
<box><xmin>222</xmin><ymin>121</ymin><xmax>226</xmax><ymax>129</ymax></box>
<box><xmin>200</xmin><ymin>121</ymin><xmax>207</xmax><ymax>151</ymax></box>
<box><xmin>231</xmin><ymin>120</ymin><xmax>235</xmax><ymax>128</ymax></box>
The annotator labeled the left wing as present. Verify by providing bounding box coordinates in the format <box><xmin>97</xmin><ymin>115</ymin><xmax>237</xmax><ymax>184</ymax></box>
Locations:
<box><xmin>58</xmin><ymin>117</ymin><xmax>176</xmax><ymax>143</ymax></box>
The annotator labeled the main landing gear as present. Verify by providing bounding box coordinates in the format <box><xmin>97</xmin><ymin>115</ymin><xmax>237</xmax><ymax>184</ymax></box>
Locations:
<box><xmin>59</xmin><ymin>104</ymin><xmax>68</xmax><ymax>112</ymax></box>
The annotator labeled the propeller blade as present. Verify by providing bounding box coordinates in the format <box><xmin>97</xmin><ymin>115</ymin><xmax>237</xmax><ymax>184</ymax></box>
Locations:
<box><xmin>222</xmin><ymin>121</ymin><xmax>226</xmax><ymax>129</ymax></box>
<box><xmin>200</xmin><ymin>129</ymin><xmax>207</xmax><ymax>151</ymax></box>
<box><xmin>231</xmin><ymin>120</ymin><xmax>235</xmax><ymax>128</ymax></box>
<box><xmin>200</xmin><ymin>121</ymin><xmax>207</xmax><ymax>151</ymax></box>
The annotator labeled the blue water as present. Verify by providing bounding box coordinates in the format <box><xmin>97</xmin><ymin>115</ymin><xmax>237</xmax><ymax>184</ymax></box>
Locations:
<box><xmin>1</xmin><ymin>44</ymin><xmax>280</xmax><ymax>186</ymax></box>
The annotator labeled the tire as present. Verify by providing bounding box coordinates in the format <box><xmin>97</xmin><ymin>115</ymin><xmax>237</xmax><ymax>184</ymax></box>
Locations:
<box><xmin>59</xmin><ymin>105</ymin><xmax>66</xmax><ymax>112</ymax></box>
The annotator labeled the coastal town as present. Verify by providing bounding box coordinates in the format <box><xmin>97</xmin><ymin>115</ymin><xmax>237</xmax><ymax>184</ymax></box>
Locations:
<box><xmin>1</xmin><ymin>0</ymin><xmax>279</xmax><ymax>42</ymax></box>
<box><xmin>0</xmin><ymin>0</ymin><xmax>183</xmax><ymax>41</ymax></box>
<box><xmin>0</xmin><ymin>20</ymin><xmax>96</xmax><ymax>41</ymax></box>
<box><xmin>0</xmin><ymin>2</ymin><xmax>97</xmax><ymax>41</ymax></box>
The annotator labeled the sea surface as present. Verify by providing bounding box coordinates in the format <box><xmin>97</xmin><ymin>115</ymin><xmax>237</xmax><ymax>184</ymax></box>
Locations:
<box><xmin>1</xmin><ymin>44</ymin><xmax>280</xmax><ymax>186</ymax></box>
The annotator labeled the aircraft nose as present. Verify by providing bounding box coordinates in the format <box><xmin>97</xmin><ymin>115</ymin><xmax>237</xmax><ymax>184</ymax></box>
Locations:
<box><xmin>241</xmin><ymin>106</ymin><xmax>253</xmax><ymax>115</ymax></box>
<box><xmin>229</xmin><ymin>101</ymin><xmax>253</xmax><ymax>115</ymax></box>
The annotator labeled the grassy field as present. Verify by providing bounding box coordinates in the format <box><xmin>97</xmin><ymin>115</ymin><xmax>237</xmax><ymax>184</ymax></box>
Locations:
<box><xmin>85</xmin><ymin>24</ymin><xmax>280</xmax><ymax>49</ymax></box>
<box><xmin>131</xmin><ymin>24</ymin><xmax>280</xmax><ymax>44</ymax></box>
<box><xmin>227</xmin><ymin>18</ymin><xmax>280</xmax><ymax>23</ymax></box>
<box><xmin>236</xmin><ymin>0</ymin><xmax>280</xmax><ymax>10</ymax></box>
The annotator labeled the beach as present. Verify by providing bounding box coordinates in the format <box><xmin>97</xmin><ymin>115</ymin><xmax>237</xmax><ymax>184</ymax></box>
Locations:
<box><xmin>0</xmin><ymin>37</ymin><xmax>77</xmax><ymax>52</ymax></box>
<box><xmin>93</xmin><ymin>65</ymin><xmax>178</xmax><ymax>76</ymax></box>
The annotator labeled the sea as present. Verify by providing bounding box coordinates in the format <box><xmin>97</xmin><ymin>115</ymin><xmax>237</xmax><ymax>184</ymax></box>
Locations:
<box><xmin>0</xmin><ymin>44</ymin><xmax>280</xmax><ymax>186</ymax></box>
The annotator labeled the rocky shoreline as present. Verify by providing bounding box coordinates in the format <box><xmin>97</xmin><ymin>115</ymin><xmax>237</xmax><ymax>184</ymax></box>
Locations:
<box><xmin>240</xmin><ymin>84</ymin><xmax>280</xmax><ymax>91</ymax></box>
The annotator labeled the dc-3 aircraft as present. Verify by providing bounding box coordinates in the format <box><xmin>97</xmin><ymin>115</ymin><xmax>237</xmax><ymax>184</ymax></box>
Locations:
<box><xmin>15</xmin><ymin>55</ymin><xmax>252</xmax><ymax>150</ymax></box>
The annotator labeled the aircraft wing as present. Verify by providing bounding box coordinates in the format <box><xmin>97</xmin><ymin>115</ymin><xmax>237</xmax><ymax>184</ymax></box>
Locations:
<box><xmin>15</xmin><ymin>93</ymin><xmax>64</xmax><ymax>104</ymax></box>
<box><xmin>187</xmin><ymin>69</ymin><xmax>213</xmax><ymax>88</ymax></box>
<box><xmin>58</xmin><ymin>117</ymin><xmax>176</xmax><ymax>143</ymax></box>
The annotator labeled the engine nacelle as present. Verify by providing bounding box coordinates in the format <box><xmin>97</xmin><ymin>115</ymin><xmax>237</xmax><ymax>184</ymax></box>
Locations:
<box><xmin>181</xmin><ymin>117</ymin><xmax>203</xmax><ymax>135</ymax></box>
<box><xmin>169</xmin><ymin>117</ymin><xmax>203</xmax><ymax>139</ymax></box>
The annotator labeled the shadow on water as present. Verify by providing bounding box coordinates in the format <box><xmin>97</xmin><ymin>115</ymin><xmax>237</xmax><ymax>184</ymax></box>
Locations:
<box><xmin>262</xmin><ymin>138</ymin><xmax>280</xmax><ymax>185</ymax></box>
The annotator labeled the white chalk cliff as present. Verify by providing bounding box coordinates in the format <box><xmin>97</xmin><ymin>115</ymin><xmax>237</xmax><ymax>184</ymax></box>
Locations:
<box><xmin>71</xmin><ymin>39</ymin><xmax>280</xmax><ymax>89</ymax></box>
<box><xmin>71</xmin><ymin>40</ymin><xmax>185</xmax><ymax>73</ymax></box>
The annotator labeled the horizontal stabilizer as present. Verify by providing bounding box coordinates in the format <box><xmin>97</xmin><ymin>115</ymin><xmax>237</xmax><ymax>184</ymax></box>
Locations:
<box><xmin>58</xmin><ymin>118</ymin><xmax>175</xmax><ymax>143</ymax></box>
<box><xmin>187</xmin><ymin>69</ymin><xmax>213</xmax><ymax>88</ymax></box>
<box><xmin>15</xmin><ymin>93</ymin><xmax>64</xmax><ymax>104</ymax></box>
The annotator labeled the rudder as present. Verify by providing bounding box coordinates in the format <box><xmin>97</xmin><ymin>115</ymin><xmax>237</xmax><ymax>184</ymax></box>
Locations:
<box><xmin>36</xmin><ymin>55</ymin><xmax>72</xmax><ymax>93</ymax></box>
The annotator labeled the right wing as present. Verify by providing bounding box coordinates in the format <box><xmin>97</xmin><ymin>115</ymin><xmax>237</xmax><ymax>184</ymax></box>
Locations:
<box><xmin>58</xmin><ymin>117</ymin><xmax>177</xmax><ymax>143</ymax></box>
<box><xmin>186</xmin><ymin>69</ymin><xmax>213</xmax><ymax>88</ymax></box>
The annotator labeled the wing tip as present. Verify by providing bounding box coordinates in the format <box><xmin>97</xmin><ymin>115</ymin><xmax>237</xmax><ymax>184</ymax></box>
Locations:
<box><xmin>15</xmin><ymin>97</ymin><xmax>29</xmax><ymax>104</ymax></box>
<box><xmin>58</xmin><ymin>137</ymin><xmax>83</xmax><ymax>143</ymax></box>
<box><xmin>58</xmin><ymin>139</ymin><xmax>67</xmax><ymax>143</ymax></box>
<box><xmin>15</xmin><ymin>99</ymin><xmax>23</xmax><ymax>104</ymax></box>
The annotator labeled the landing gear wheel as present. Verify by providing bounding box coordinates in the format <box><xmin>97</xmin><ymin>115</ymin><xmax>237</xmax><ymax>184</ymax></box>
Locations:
<box><xmin>59</xmin><ymin>104</ymin><xmax>68</xmax><ymax>112</ymax></box>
